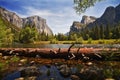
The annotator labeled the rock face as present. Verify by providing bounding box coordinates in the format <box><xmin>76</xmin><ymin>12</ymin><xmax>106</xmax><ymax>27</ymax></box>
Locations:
<box><xmin>81</xmin><ymin>15</ymin><xmax>96</xmax><ymax>24</ymax></box>
<box><xmin>0</xmin><ymin>7</ymin><xmax>53</xmax><ymax>35</ymax></box>
<box><xmin>70</xmin><ymin>15</ymin><xmax>96</xmax><ymax>33</ymax></box>
<box><xmin>70</xmin><ymin>21</ymin><xmax>85</xmax><ymax>33</ymax></box>
<box><xmin>87</xmin><ymin>4</ymin><xmax>120</xmax><ymax>27</ymax></box>
<box><xmin>22</xmin><ymin>16</ymin><xmax>53</xmax><ymax>35</ymax></box>
<box><xmin>70</xmin><ymin>4</ymin><xmax>120</xmax><ymax>33</ymax></box>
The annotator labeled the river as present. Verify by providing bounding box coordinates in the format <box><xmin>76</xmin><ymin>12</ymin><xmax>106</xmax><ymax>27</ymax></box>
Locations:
<box><xmin>0</xmin><ymin>43</ymin><xmax>120</xmax><ymax>48</ymax></box>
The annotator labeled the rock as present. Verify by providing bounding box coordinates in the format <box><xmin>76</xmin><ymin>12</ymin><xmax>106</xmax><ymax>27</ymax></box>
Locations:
<box><xmin>87</xmin><ymin>4</ymin><xmax>120</xmax><ymax>28</ymax></box>
<box><xmin>70</xmin><ymin>75</ymin><xmax>80</xmax><ymax>80</ymax></box>
<box><xmin>0</xmin><ymin>53</ymin><xmax>2</xmax><ymax>56</ymax></box>
<box><xmin>20</xmin><ymin>59</ymin><xmax>27</xmax><ymax>63</ymax></box>
<box><xmin>2</xmin><ymin>56</ymin><xmax>9</xmax><ymax>60</ymax></box>
<box><xmin>105</xmin><ymin>78</ymin><xmax>115</xmax><ymax>80</ymax></box>
<box><xmin>18</xmin><ymin>63</ymin><xmax>23</xmax><ymax>66</ymax></box>
<box><xmin>22</xmin><ymin>16</ymin><xmax>53</xmax><ymax>35</ymax></box>
<box><xmin>81</xmin><ymin>15</ymin><xmax>96</xmax><ymax>24</ymax></box>
<box><xmin>15</xmin><ymin>77</ymin><xmax>24</xmax><ymax>80</ymax></box>
<box><xmin>86</xmin><ymin>62</ymin><xmax>93</xmax><ymax>66</ymax></box>
<box><xmin>50</xmin><ymin>78</ymin><xmax>55</xmax><ymax>80</ymax></box>
<box><xmin>26</xmin><ymin>76</ymin><xmax>37</xmax><ymax>80</ymax></box>
<box><xmin>79</xmin><ymin>66</ymin><xmax>103</xmax><ymax>80</ymax></box>
<box><xmin>69</xmin><ymin>4</ymin><xmax>120</xmax><ymax>35</ymax></box>
<box><xmin>21</xmin><ymin>66</ymin><xmax>40</xmax><ymax>77</ymax></box>
<box><xmin>69</xmin><ymin>21</ymin><xmax>84</xmax><ymax>33</ymax></box>
<box><xmin>59</xmin><ymin>65</ymin><xmax>71</xmax><ymax>77</ymax></box>
<box><xmin>30</xmin><ymin>61</ymin><xmax>35</xmax><ymax>65</ymax></box>
<box><xmin>15</xmin><ymin>76</ymin><xmax>37</xmax><ymax>80</ymax></box>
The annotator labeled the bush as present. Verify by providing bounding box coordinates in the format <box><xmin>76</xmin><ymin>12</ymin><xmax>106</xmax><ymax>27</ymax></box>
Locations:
<box><xmin>50</xmin><ymin>38</ymin><xmax>58</xmax><ymax>44</ymax></box>
<box><xmin>87</xmin><ymin>38</ymin><xmax>92</xmax><ymax>44</ymax></box>
<box><xmin>98</xmin><ymin>40</ymin><xmax>105</xmax><ymax>44</ymax></box>
<box><xmin>75</xmin><ymin>37</ymin><xmax>83</xmax><ymax>44</ymax></box>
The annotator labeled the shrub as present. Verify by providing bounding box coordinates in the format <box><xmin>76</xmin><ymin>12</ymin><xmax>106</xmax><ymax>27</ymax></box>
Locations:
<box><xmin>87</xmin><ymin>38</ymin><xmax>92</xmax><ymax>44</ymax></box>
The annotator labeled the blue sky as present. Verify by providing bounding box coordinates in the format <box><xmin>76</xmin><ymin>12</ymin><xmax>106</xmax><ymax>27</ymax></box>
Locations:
<box><xmin>0</xmin><ymin>0</ymin><xmax>120</xmax><ymax>34</ymax></box>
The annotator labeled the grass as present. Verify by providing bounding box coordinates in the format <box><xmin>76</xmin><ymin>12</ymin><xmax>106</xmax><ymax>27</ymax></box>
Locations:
<box><xmin>49</xmin><ymin>39</ymin><xmax>120</xmax><ymax>44</ymax></box>
<box><xmin>35</xmin><ymin>39</ymin><xmax>119</xmax><ymax>44</ymax></box>
<box><xmin>1</xmin><ymin>39</ymin><xmax>119</xmax><ymax>45</ymax></box>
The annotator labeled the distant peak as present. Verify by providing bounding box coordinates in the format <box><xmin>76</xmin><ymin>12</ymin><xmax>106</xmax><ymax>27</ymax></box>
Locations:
<box><xmin>116</xmin><ymin>3</ymin><xmax>120</xmax><ymax>9</ymax></box>
<box><xmin>81</xmin><ymin>15</ymin><xmax>96</xmax><ymax>24</ymax></box>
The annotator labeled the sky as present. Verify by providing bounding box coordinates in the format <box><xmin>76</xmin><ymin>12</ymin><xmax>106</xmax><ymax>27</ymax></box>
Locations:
<box><xmin>0</xmin><ymin>0</ymin><xmax>120</xmax><ymax>34</ymax></box>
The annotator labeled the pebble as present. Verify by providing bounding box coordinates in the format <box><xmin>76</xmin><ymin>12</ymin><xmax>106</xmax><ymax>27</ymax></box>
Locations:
<box><xmin>70</xmin><ymin>75</ymin><xmax>80</xmax><ymax>80</ymax></box>
<box><xmin>105</xmin><ymin>78</ymin><xmax>115</xmax><ymax>80</ymax></box>
<box><xmin>86</xmin><ymin>62</ymin><xmax>93</xmax><ymax>66</ymax></box>
<box><xmin>15</xmin><ymin>77</ymin><xmax>24</xmax><ymax>80</ymax></box>
<box><xmin>20</xmin><ymin>59</ymin><xmax>27</xmax><ymax>63</ymax></box>
<box><xmin>0</xmin><ymin>53</ymin><xmax>2</xmax><ymax>56</ymax></box>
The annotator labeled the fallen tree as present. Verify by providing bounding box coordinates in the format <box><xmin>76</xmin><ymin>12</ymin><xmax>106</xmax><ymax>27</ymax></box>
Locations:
<box><xmin>0</xmin><ymin>45</ymin><xmax>119</xmax><ymax>61</ymax></box>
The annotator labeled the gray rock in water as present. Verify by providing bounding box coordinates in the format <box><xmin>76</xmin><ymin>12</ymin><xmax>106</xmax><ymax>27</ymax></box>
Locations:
<box><xmin>79</xmin><ymin>66</ymin><xmax>104</xmax><ymax>80</ymax></box>
<box><xmin>21</xmin><ymin>66</ymin><xmax>40</xmax><ymax>77</ymax></box>
<box><xmin>15</xmin><ymin>76</ymin><xmax>37</xmax><ymax>80</ymax></box>
<box><xmin>70</xmin><ymin>75</ymin><xmax>80</xmax><ymax>80</ymax></box>
<box><xmin>59</xmin><ymin>65</ymin><xmax>71</xmax><ymax>77</ymax></box>
<box><xmin>15</xmin><ymin>77</ymin><xmax>24</xmax><ymax>80</ymax></box>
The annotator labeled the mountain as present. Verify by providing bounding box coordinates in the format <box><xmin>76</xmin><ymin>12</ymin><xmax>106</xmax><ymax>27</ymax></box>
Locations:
<box><xmin>70</xmin><ymin>4</ymin><xmax>120</xmax><ymax>34</ymax></box>
<box><xmin>87</xmin><ymin>4</ymin><xmax>120</xmax><ymax>27</ymax></box>
<box><xmin>69</xmin><ymin>21</ymin><xmax>85</xmax><ymax>33</ymax></box>
<box><xmin>22</xmin><ymin>16</ymin><xmax>53</xmax><ymax>35</ymax></box>
<box><xmin>0</xmin><ymin>7</ymin><xmax>53</xmax><ymax>35</ymax></box>
<box><xmin>81</xmin><ymin>15</ymin><xmax>96</xmax><ymax>24</ymax></box>
<box><xmin>70</xmin><ymin>15</ymin><xmax>96</xmax><ymax>33</ymax></box>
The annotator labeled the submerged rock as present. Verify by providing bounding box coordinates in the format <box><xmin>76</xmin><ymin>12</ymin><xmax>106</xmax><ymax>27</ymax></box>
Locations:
<box><xmin>15</xmin><ymin>76</ymin><xmax>37</xmax><ymax>80</ymax></box>
<box><xmin>70</xmin><ymin>75</ymin><xmax>80</xmax><ymax>80</ymax></box>
<box><xmin>78</xmin><ymin>66</ymin><xmax>104</xmax><ymax>80</ymax></box>
<box><xmin>59</xmin><ymin>65</ymin><xmax>71</xmax><ymax>77</ymax></box>
<box><xmin>21</xmin><ymin>66</ymin><xmax>40</xmax><ymax>77</ymax></box>
<box><xmin>15</xmin><ymin>77</ymin><xmax>24</xmax><ymax>80</ymax></box>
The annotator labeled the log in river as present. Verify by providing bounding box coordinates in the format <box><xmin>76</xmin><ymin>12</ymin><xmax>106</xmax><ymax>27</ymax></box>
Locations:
<box><xmin>0</xmin><ymin>47</ymin><xmax>119</xmax><ymax>61</ymax></box>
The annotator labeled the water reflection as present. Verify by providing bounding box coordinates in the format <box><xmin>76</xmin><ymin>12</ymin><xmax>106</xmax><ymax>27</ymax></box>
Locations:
<box><xmin>0</xmin><ymin>43</ymin><xmax>120</xmax><ymax>48</ymax></box>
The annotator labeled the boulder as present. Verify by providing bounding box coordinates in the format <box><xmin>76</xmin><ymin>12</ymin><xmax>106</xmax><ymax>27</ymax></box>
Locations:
<box><xmin>21</xmin><ymin>66</ymin><xmax>40</xmax><ymax>77</ymax></box>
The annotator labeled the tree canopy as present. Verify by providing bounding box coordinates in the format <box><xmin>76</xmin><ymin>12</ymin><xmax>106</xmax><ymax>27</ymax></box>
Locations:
<box><xmin>74</xmin><ymin>0</ymin><xmax>104</xmax><ymax>14</ymax></box>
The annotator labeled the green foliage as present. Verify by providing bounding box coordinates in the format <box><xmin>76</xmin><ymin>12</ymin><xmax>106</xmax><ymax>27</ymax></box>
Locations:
<box><xmin>75</xmin><ymin>24</ymin><xmax>120</xmax><ymax>40</ymax></box>
<box><xmin>0</xmin><ymin>63</ymin><xmax>5</xmax><ymax>71</ymax></box>
<box><xmin>103</xmin><ymin>68</ymin><xmax>113</xmax><ymax>78</ymax></box>
<box><xmin>50</xmin><ymin>38</ymin><xmax>58</xmax><ymax>44</ymax></box>
<box><xmin>10</xmin><ymin>56</ymin><xmax>20</xmax><ymax>62</ymax></box>
<box><xmin>19</xmin><ymin>27</ymin><xmax>39</xmax><ymax>43</ymax></box>
<box><xmin>74</xmin><ymin>0</ymin><xmax>104</xmax><ymax>14</ymax></box>
<box><xmin>75</xmin><ymin>36</ymin><xmax>83</xmax><ymax>44</ymax></box>
<box><xmin>0</xmin><ymin>14</ymin><xmax>16</xmax><ymax>44</ymax></box>
<box><xmin>87</xmin><ymin>38</ymin><xmax>92</xmax><ymax>44</ymax></box>
<box><xmin>56</xmin><ymin>33</ymin><xmax>68</xmax><ymax>41</ymax></box>
<box><xmin>98</xmin><ymin>39</ymin><xmax>105</xmax><ymax>44</ymax></box>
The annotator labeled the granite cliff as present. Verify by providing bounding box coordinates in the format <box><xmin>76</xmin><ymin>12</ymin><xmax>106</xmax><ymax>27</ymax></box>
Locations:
<box><xmin>0</xmin><ymin>7</ymin><xmax>53</xmax><ymax>35</ymax></box>
<box><xmin>70</xmin><ymin>15</ymin><xmax>96</xmax><ymax>33</ymax></box>
<box><xmin>70</xmin><ymin>4</ymin><xmax>120</xmax><ymax>33</ymax></box>
<box><xmin>87</xmin><ymin>4</ymin><xmax>120</xmax><ymax>28</ymax></box>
